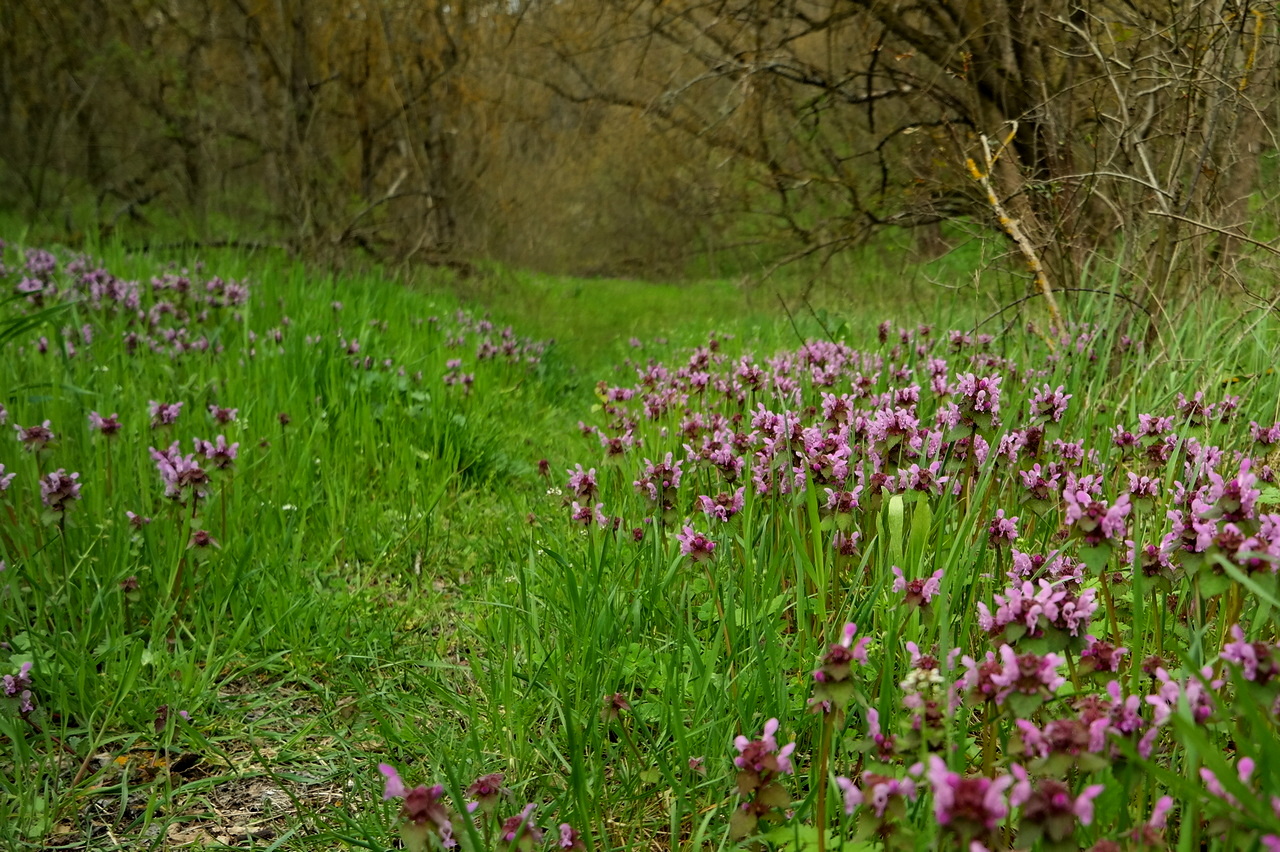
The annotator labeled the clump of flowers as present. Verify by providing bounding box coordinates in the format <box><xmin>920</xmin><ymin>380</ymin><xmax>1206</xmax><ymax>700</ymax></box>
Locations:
<box><xmin>39</xmin><ymin>469</ymin><xmax>82</xmax><ymax>518</ymax></box>
<box><xmin>148</xmin><ymin>400</ymin><xmax>184</xmax><ymax>428</ymax></box>
<box><xmin>891</xmin><ymin>566</ymin><xmax>944</xmax><ymax>611</ymax></box>
<box><xmin>149</xmin><ymin>443</ymin><xmax>210</xmax><ymax>505</ymax></box>
<box><xmin>1010</xmin><ymin>764</ymin><xmax>1105</xmax><ymax>849</ymax></box>
<box><xmin>377</xmin><ymin>764</ymin><xmax>456</xmax><ymax>852</ymax></box>
<box><xmin>835</xmin><ymin>768</ymin><xmax>920</xmax><ymax>847</ymax></box>
<box><xmin>926</xmin><ymin>756</ymin><xmax>1013</xmax><ymax>847</ymax></box>
<box><xmin>88</xmin><ymin>411</ymin><xmax>122</xmax><ymax>437</ymax></box>
<box><xmin>1221</xmin><ymin>625</ymin><xmax>1280</xmax><ymax>684</ymax></box>
<box><xmin>14</xmin><ymin>421</ymin><xmax>55</xmax><ymax>452</ymax></box>
<box><xmin>810</xmin><ymin>622</ymin><xmax>869</xmax><ymax>716</ymax></box>
<box><xmin>3</xmin><ymin>662</ymin><xmax>35</xmax><ymax>715</ymax></box>
<box><xmin>676</xmin><ymin>525</ymin><xmax>716</xmax><ymax>562</ymax></box>
<box><xmin>730</xmin><ymin>718</ymin><xmax>796</xmax><ymax>839</ymax></box>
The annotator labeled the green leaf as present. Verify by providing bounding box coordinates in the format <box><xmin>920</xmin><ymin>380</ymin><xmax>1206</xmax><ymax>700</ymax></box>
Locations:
<box><xmin>888</xmin><ymin>495</ymin><xmax>905</xmax><ymax>564</ymax></box>
<box><xmin>1080</xmin><ymin>544</ymin><xmax>1112</xmax><ymax>575</ymax></box>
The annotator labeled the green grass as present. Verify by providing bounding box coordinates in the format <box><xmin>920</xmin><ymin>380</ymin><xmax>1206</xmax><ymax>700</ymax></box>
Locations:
<box><xmin>1</xmin><ymin>233</ymin><xmax>1279</xmax><ymax>851</ymax></box>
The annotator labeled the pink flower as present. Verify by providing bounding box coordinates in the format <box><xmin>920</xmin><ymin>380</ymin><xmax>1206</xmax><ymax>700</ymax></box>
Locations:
<box><xmin>570</xmin><ymin>501</ymin><xmax>607</xmax><ymax>528</ymax></box>
<box><xmin>39</xmin><ymin>469</ymin><xmax>82</xmax><ymax>513</ymax></box>
<box><xmin>835</xmin><ymin>770</ymin><xmax>918</xmax><ymax>818</ymax></box>
<box><xmin>148</xmin><ymin>400</ymin><xmax>184</xmax><ymax>428</ymax></box>
<box><xmin>377</xmin><ymin>763</ymin><xmax>453</xmax><ymax>851</ymax></box>
<box><xmin>990</xmin><ymin>645</ymin><xmax>1065</xmax><ymax>705</ymax></box>
<box><xmin>1010</xmin><ymin>764</ymin><xmax>1105</xmax><ymax>837</ymax></box>
<box><xmin>927</xmin><ymin>756</ymin><xmax>1012</xmax><ymax>832</ymax></box>
<box><xmin>1221</xmin><ymin>625</ymin><xmax>1280</xmax><ymax>684</ymax></box>
<box><xmin>88</xmin><ymin>411</ymin><xmax>123</xmax><ymax>437</ymax></box>
<box><xmin>676</xmin><ymin>525</ymin><xmax>716</xmax><ymax>562</ymax></box>
<box><xmin>891</xmin><ymin>566</ymin><xmax>944</xmax><ymax>609</ymax></box>
<box><xmin>988</xmin><ymin>509</ymin><xmax>1019</xmax><ymax>545</ymax></box>
<box><xmin>733</xmin><ymin>718</ymin><xmax>796</xmax><ymax>778</ymax></box>
<box><xmin>1063</xmin><ymin>486</ymin><xmax>1130</xmax><ymax>546</ymax></box>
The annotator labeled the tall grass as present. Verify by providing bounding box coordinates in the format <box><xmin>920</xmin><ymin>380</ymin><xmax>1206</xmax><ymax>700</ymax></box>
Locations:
<box><xmin>1</xmin><ymin>235</ymin><xmax>1278</xmax><ymax>851</ymax></box>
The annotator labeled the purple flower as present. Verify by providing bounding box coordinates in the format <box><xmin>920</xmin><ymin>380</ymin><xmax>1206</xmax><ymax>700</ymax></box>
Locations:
<box><xmin>1063</xmin><ymin>486</ymin><xmax>1130</xmax><ymax>546</ymax></box>
<box><xmin>989</xmin><ymin>645</ymin><xmax>1066</xmax><ymax>705</ymax></box>
<box><xmin>466</xmin><ymin>772</ymin><xmax>509</xmax><ymax>813</ymax></box>
<box><xmin>634</xmin><ymin>453</ymin><xmax>683</xmax><ymax>502</ymax></box>
<box><xmin>698</xmin><ymin>487</ymin><xmax>746</xmax><ymax>521</ymax></box>
<box><xmin>1220</xmin><ymin>625</ymin><xmax>1279</xmax><ymax>684</ymax></box>
<box><xmin>601</xmin><ymin>692</ymin><xmax>630</xmax><ymax>721</ymax></box>
<box><xmin>676</xmin><ymin>525</ymin><xmax>716</xmax><ymax>562</ymax></box>
<box><xmin>500</xmin><ymin>804</ymin><xmax>542</xmax><ymax>849</ymax></box>
<box><xmin>189</xmin><ymin>529</ymin><xmax>219</xmax><ymax>549</ymax></box>
<box><xmin>195</xmin><ymin>435</ymin><xmax>239</xmax><ymax>470</ymax></box>
<box><xmin>1203</xmin><ymin>459</ymin><xmax>1260</xmax><ymax>522</ymax></box>
<box><xmin>733</xmin><ymin>718</ymin><xmax>796</xmax><ymax>782</ymax></box>
<box><xmin>1010</xmin><ymin>764</ymin><xmax>1105</xmax><ymax>842</ymax></box>
<box><xmin>988</xmin><ymin>510</ymin><xmax>1019</xmax><ymax>545</ymax></box>
<box><xmin>88</xmin><ymin>411</ymin><xmax>123</xmax><ymax>437</ymax></box>
<box><xmin>557</xmin><ymin>823</ymin><xmax>586</xmax><ymax>850</ymax></box>
<box><xmin>891</xmin><ymin>566</ymin><xmax>944</xmax><ymax>609</ymax></box>
<box><xmin>1251</xmin><ymin>421</ymin><xmax>1280</xmax><ymax>445</ymax></box>
<box><xmin>1018</xmin><ymin>464</ymin><xmax>1061</xmax><ymax>505</ymax></box>
<box><xmin>1200</xmin><ymin>762</ymin><xmax>1245</xmax><ymax>808</ymax></box>
<box><xmin>377</xmin><ymin>764</ymin><xmax>453</xmax><ymax>852</ymax></box>
<box><xmin>126</xmin><ymin>510</ymin><xmax>152</xmax><ymax>528</ymax></box>
<box><xmin>1146</xmin><ymin>665</ymin><xmax>1221</xmax><ymax>726</ymax></box>
<box><xmin>566</xmin><ymin>464</ymin><xmax>598</xmax><ymax>500</ymax></box>
<box><xmin>959</xmin><ymin>651</ymin><xmax>1003</xmax><ymax>704</ymax></box>
<box><xmin>1175</xmin><ymin>391</ymin><xmax>1213</xmax><ymax>425</ymax></box>
<box><xmin>835</xmin><ymin>770</ymin><xmax>919</xmax><ymax>818</ymax></box>
<box><xmin>1080</xmin><ymin>637</ymin><xmax>1128</xmax><ymax>673</ymax></box>
<box><xmin>898</xmin><ymin>461</ymin><xmax>948</xmax><ymax>495</ymax></box>
<box><xmin>569</xmin><ymin>501</ymin><xmax>607</xmax><ymax>528</ymax></box>
<box><xmin>811</xmin><ymin>622</ymin><xmax>869</xmax><ymax>711</ymax></box>
<box><xmin>926</xmin><ymin>756</ymin><xmax>1012</xmax><ymax>836</ymax></box>
<box><xmin>3</xmin><ymin>662</ymin><xmax>35</xmax><ymax>714</ymax></box>
<box><xmin>148</xmin><ymin>400</ymin><xmax>184</xmax><ymax>428</ymax></box>
<box><xmin>0</xmin><ymin>464</ymin><xmax>14</xmax><ymax>492</ymax></box>
<box><xmin>953</xmin><ymin>372</ymin><xmax>1002</xmax><ymax>430</ymax></box>
<box><xmin>15</xmin><ymin>421</ymin><xmax>55</xmax><ymax>452</ymax></box>
<box><xmin>977</xmin><ymin>578</ymin><xmax>1097</xmax><ymax>640</ymax></box>
<box><xmin>1125</xmin><ymin>471</ymin><xmax>1161</xmax><ymax>504</ymax></box>
<box><xmin>40</xmin><ymin>470</ymin><xmax>82</xmax><ymax>513</ymax></box>
<box><xmin>208</xmin><ymin>405</ymin><xmax>238</xmax><ymax>424</ymax></box>
<box><xmin>1029</xmin><ymin>384</ymin><xmax>1072</xmax><ymax>424</ymax></box>
<box><xmin>149</xmin><ymin>442</ymin><xmax>210</xmax><ymax>504</ymax></box>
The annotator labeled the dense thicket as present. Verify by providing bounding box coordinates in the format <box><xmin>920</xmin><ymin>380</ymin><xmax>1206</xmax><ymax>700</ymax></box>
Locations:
<box><xmin>2</xmin><ymin>0</ymin><xmax>1277</xmax><ymax>297</ymax></box>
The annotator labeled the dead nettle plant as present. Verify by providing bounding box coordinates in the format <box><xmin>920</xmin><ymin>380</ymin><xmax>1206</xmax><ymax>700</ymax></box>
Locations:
<box><xmin>500</xmin><ymin>319</ymin><xmax>1280</xmax><ymax>851</ymax></box>
<box><xmin>0</xmin><ymin>241</ymin><xmax>554</xmax><ymax>842</ymax></box>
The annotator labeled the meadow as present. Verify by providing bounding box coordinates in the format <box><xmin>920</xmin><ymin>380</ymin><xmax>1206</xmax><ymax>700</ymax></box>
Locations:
<box><xmin>1</xmin><ymin>235</ymin><xmax>1279</xmax><ymax>852</ymax></box>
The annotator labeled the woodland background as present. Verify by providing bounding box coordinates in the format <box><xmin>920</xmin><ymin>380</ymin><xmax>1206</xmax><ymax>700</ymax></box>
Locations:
<box><xmin>3</xmin><ymin>0</ymin><xmax>1279</xmax><ymax>308</ymax></box>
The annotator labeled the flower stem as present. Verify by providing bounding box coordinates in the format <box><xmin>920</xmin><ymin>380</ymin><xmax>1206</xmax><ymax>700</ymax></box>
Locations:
<box><xmin>815</xmin><ymin>713</ymin><xmax>832</xmax><ymax>852</ymax></box>
<box><xmin>1098</xmin><ymin>569</ymin><xmax>1122</xmax><ymax>641</ymax></box>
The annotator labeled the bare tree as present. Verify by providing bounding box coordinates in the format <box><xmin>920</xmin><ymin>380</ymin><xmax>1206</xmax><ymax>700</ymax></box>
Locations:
<box><xmin>524</xmin><ymin>0</ymin><xmax>1279</xmax><ymax>311</ymax></box>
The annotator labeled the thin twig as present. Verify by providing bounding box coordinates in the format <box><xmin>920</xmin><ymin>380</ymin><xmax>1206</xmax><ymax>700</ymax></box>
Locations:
<box><xmin>974</xmin><ymin>288</ymin><xmax>1151</xmax><ymax>331</ymax></box>
<box><xmin>1146</xmin><ymin>211</ymin><xmax>1280</xmax><ymax>257</ymax></box>
<box><xmin>968</xmin><ymin>129</ymin><xmax>1066</xmax><ymax>331</ymax></box>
